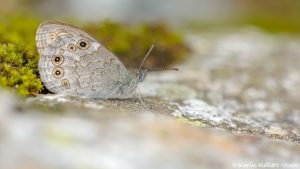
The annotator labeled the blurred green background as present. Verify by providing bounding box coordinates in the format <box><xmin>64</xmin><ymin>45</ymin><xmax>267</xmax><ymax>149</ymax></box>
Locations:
<box><xmin>1</xmin><ymin>0</ymin><xmax>299</xmax><ymax>33</ymax></box>
<box><xmin>0</xmin><ymin>0</ymin><xmax>299</xmax><ymax>95</ymax></box>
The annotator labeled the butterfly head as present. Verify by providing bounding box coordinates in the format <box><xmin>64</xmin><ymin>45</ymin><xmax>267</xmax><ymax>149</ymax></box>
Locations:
<box><xmin>136</xmin><ymin>68</ymin><xmax>149</xmax><ymax>83</ymax></box>
<box><xmin>134</xmin><ymin>45</ymin><xmax>178</xmax><ymax>84</ymax></box>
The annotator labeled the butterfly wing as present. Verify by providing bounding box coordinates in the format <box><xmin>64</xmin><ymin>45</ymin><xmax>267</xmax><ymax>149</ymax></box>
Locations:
<box><xmin>36</xmin><ymin>21</ymin><xmax>133</xmax><ymax>98</ymax></box>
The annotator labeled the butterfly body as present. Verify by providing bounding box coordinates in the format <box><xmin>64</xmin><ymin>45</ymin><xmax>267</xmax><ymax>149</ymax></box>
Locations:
<box><xmin>36</xmin><ymin>21</ymin><xmax>138</xmax><ymax>98</ymax></box>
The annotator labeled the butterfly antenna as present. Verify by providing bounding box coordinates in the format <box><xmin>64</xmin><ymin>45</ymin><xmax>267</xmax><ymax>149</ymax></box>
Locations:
<box><xmin>131</xmin><ymin>44</ymin><xmax>154</xmax><ymax>91</ymax></box>
<box><xmin>137</xmin><ymin>44</ymin><xmax>154</xmax><ymax>75</ymax></box>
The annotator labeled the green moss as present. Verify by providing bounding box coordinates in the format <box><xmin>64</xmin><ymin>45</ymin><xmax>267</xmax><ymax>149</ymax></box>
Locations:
<box><xmin>85</xmin><ymin>21</ymin><xmax>189</xmax><ymax>68</ymax></box>
<box><xmin>0</xmin><ymin>43</ymin><xmax>42</xmax><ymax>95</ymax></box>
<box><xmin>0</xmin><ymin>16</ymin><xmax>189</xmax><ymax>96</ymax></box>
<box><xmin>0</xmin><ymin>15</ymin><xmax>40</xmax><ymax>52</ymax></box>
<box><xmin>0</xmin><ymin>16</ymin><xmax>43</xmax><ymax>95</ymax></box>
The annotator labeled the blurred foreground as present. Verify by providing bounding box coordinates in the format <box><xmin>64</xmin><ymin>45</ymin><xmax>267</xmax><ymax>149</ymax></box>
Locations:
<box><xmin>1</xmin><ymin>91</ymin><xmax>299</xmax><ymax>169</ymax></box>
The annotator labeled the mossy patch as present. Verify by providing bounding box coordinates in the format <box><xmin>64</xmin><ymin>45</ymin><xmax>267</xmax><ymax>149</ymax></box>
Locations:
<box><xmin>86</xmin><ymin>21</ymin><xmax>189</xmax><ymax>68</ymax></box>
<box><xmin>0</xmin><ymin>16</ymin><xmax>190</xmax><ymax>96</ymax></box>
<box><xmin>0</xmin><ymin>43</ymin><xmax>43</xmax><ymax>95</ymax></box>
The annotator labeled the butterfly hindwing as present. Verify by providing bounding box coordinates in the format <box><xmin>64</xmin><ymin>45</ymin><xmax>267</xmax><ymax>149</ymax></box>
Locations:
<box><xmin>36</xmin><ymin>21</ymin><xmax>132</xmax><ymax>98</ymax></box>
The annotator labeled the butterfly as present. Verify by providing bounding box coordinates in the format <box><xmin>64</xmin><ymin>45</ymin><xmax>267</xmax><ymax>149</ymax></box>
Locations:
<box><xmin>36</xmin><ymin>21</ymin><xmax>152</xmax><ymax>99</ymax></box>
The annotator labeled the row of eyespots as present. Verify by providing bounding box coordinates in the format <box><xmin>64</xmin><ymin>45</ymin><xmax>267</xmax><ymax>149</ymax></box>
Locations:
<box><xmin>48</xmin><ymin>31</ymin><xmax>90</xmax><ymax>89</ymax></box>
<box><xmin>67</xmin><ymin>39</ymin><xmax>90</xmax><ymax>52</ymax></box>
<box><xmin>50</xmin><ymin>51</ymin><xmax>69</xmax><ymax>89</ymax></box>
<box><xmin>52</xmin><ymin>67</ymin><xmax>70</xmax><ymax>89</ymax></box>
<box><xmin>48</xmin><ymin>32</ymin><xmax>90</xmax><ymax>51</ymax></box>
<box><xmin>53</xmin><ymin>39</ymin><xmax>90</xmax><ymax>77</ymax></box>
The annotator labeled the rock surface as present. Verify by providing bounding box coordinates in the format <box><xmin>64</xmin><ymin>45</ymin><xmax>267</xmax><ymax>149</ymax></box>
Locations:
<box><xmin>1</xmin><ymin>28</ymin><xmax>300</xmax><ymax>169</ymax></box>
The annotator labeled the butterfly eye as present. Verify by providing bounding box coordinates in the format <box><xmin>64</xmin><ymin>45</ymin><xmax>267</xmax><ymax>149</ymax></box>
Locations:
<box><xmin>52</xmin><ymin>67</ymin><xmax>64</xmax><ymax>79</ymax></box>
<box><xmin>68</xmin><ymin>44</ymin><xmax>76</xmax><ymax>52</ymax></box>
<box><xmin>77</xmin><ymin>39</ymin><xmax>90</xmax><ymax>50</ymax></box>
<box><xmin>51</xmin><ymin>55</ymin><xmax>64</xmax><ymax>66</ymax></box>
